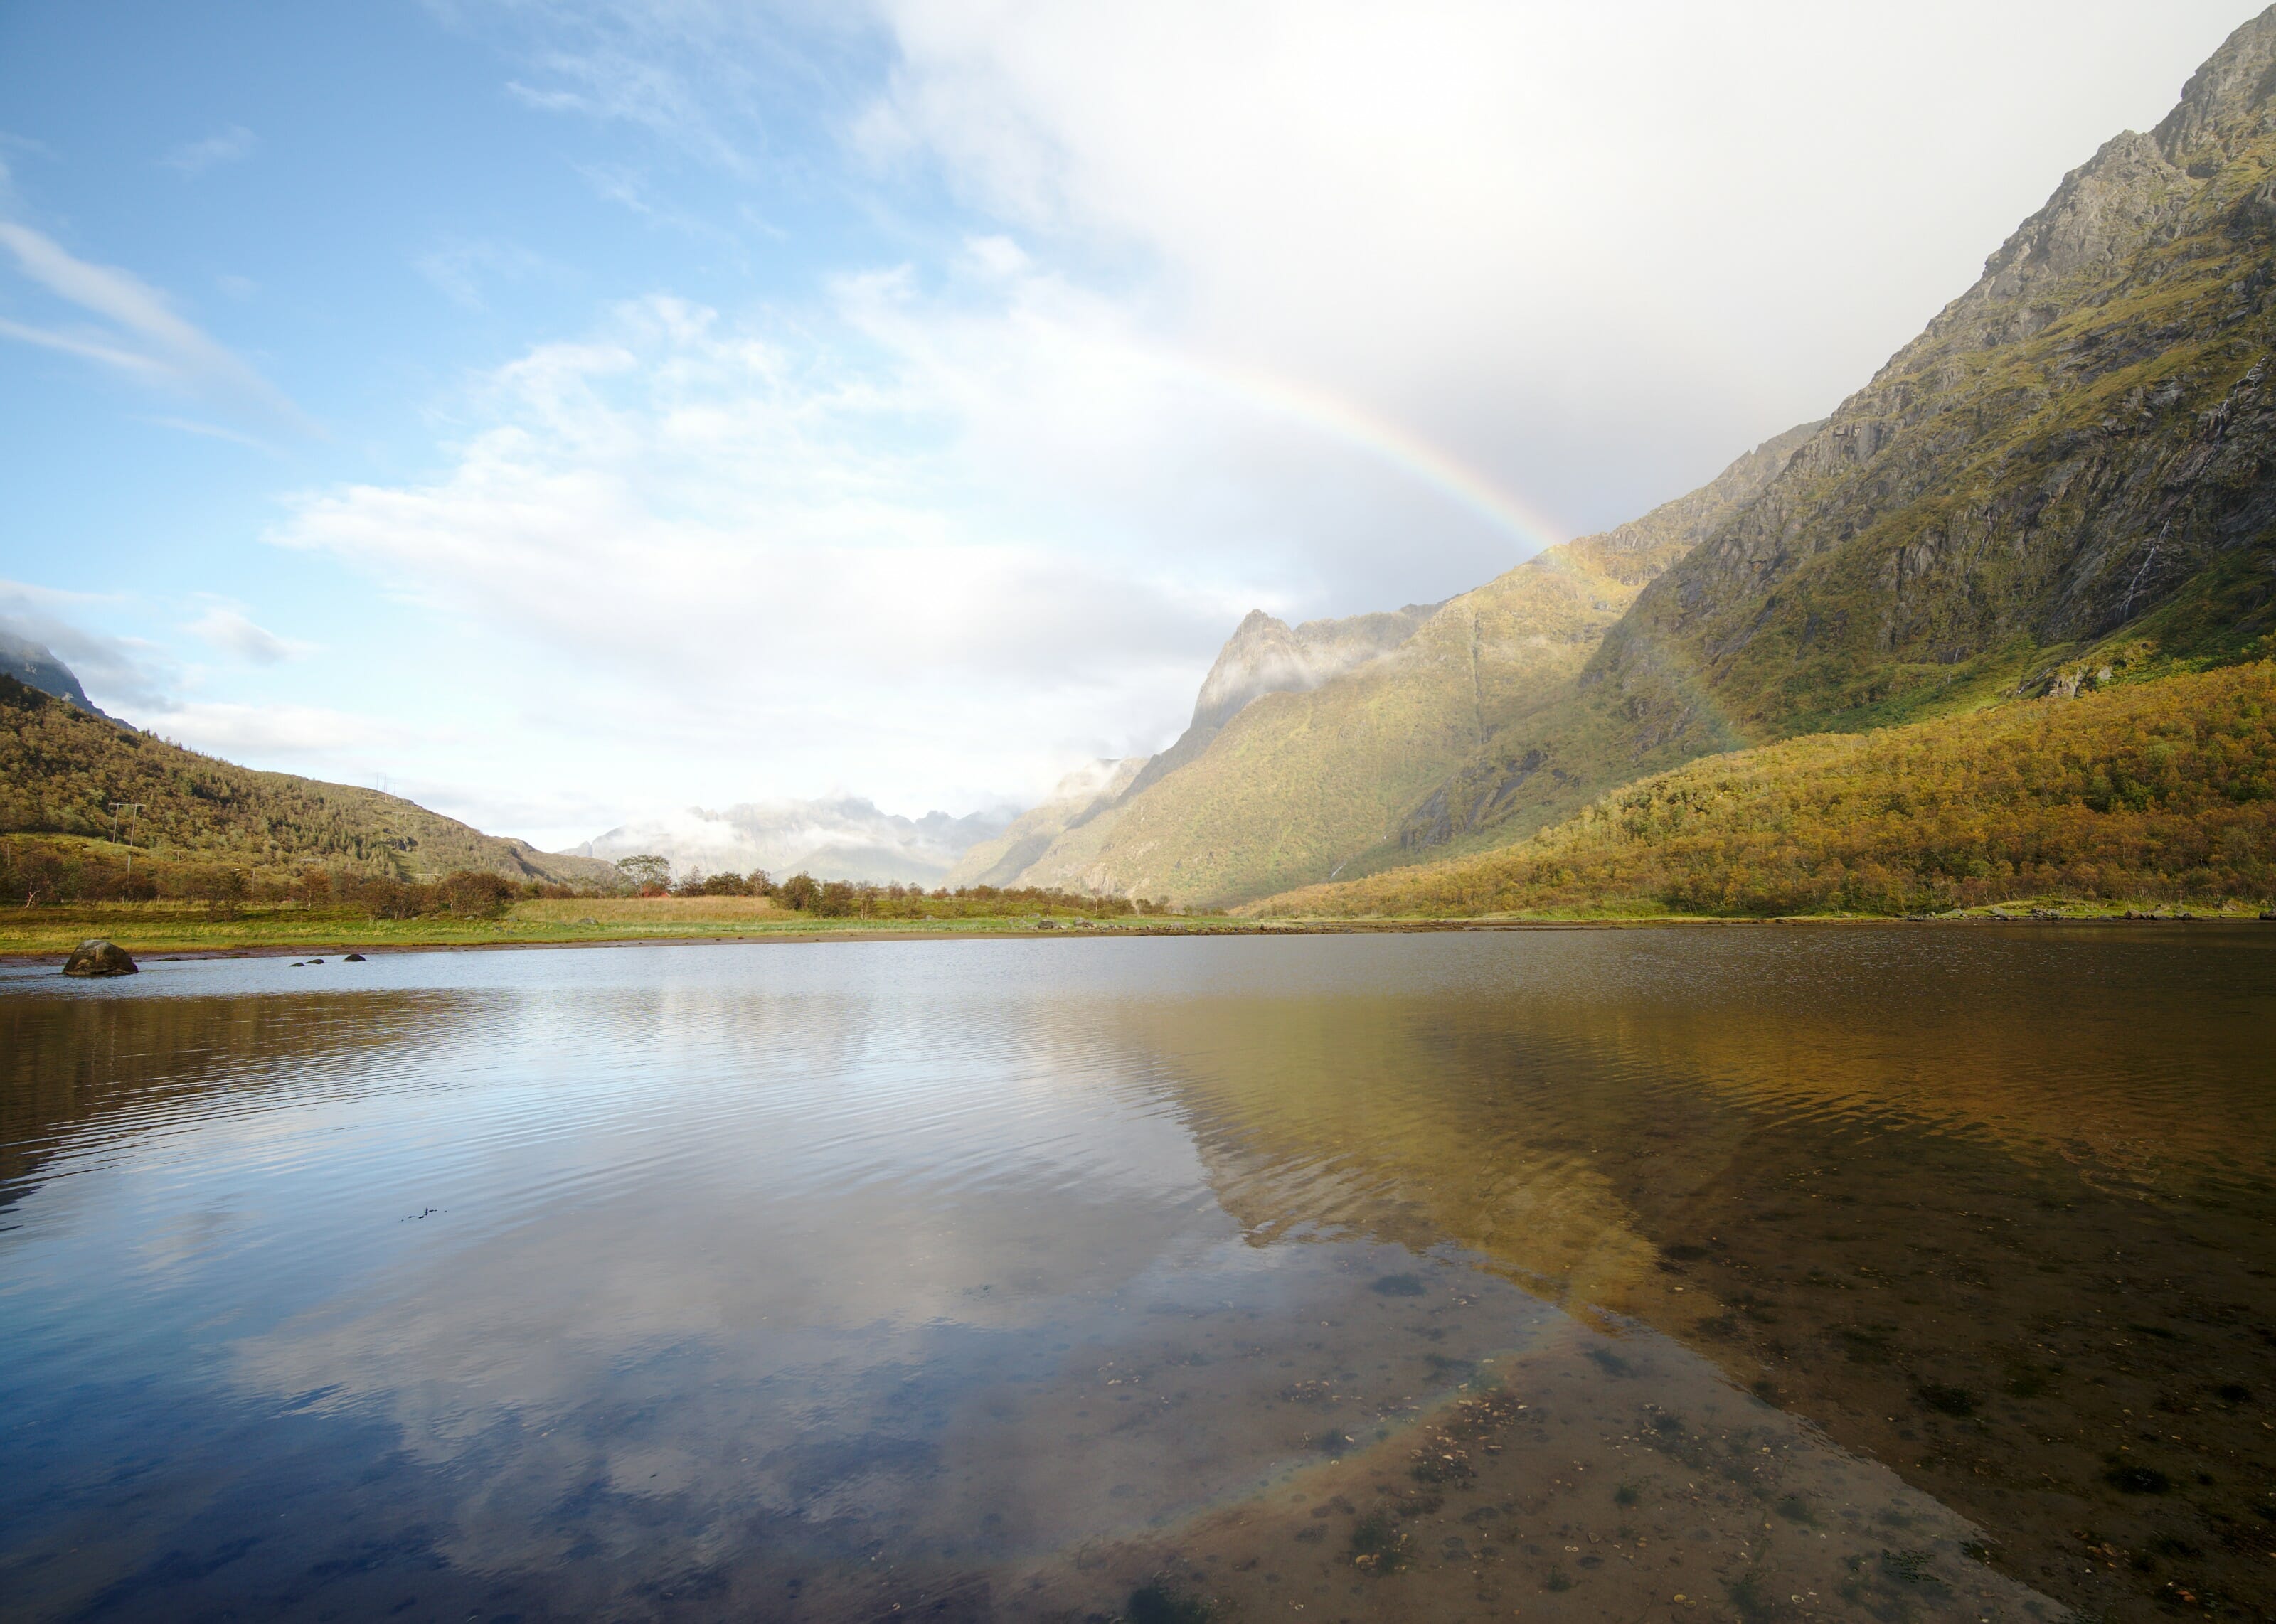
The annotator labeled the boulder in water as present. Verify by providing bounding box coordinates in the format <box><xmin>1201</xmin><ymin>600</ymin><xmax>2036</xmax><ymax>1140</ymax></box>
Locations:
<box><xmin>63</xmin><ymin>939</ymin><xmax>137</xmax><ymax>978</ymax></box>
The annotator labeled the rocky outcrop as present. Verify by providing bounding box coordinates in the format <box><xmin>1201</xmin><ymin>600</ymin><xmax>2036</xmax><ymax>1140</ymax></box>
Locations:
<box><xmin>62</xmin><ymin>939</ymin><xmax>137</xmax><ymax>977</ymax></box>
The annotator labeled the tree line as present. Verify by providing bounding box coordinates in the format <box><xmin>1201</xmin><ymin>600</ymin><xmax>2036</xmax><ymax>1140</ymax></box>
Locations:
<box><xmin>0</xmin><ymin>839</ymin><xmax>575</xmax><ymax>919</ymax></box>
<box><xmin>0</xmin><ymin>836</ymin><xmax>1174</xmax><ymax>923</ymax></box>
<box><xmin>629</xmin><ymin>857</ymin><xmax>1170</xmax><ymax>919</ymax></box>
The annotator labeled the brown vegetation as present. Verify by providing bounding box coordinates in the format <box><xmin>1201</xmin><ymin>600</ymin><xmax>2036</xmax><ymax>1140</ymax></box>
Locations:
<box><xmin>1257</xmin><ymin>662</ymin><xmax>2276</xmax><ymax>917</ymax></box>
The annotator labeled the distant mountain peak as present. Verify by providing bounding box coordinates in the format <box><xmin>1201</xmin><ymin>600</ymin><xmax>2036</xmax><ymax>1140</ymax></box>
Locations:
<box><xmin>1191</xmin><ymin>601</ymin><xmax>1440</xmax><ymax>732</ymax></box>
<box><xmin>0</xmin><ymin>630</ymin><xmax>110</xmax><ymax>720</ymax></box>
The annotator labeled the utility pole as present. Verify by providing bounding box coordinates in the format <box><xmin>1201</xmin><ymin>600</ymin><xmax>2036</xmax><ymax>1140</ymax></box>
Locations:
<box><xmin>109</xmin><ymin>801</ymin><xmax>143</xmax><ymax>873</ymax></box>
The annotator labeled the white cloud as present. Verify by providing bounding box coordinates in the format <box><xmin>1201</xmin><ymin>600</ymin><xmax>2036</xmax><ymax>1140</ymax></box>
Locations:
<box><xmin>187</xmin><ymin>605</ymin><xmax>312</xmax><ymax>664</ymax></box>
<box><xmin>0</xmin><ymin>592</ymin><xmax>175</xmax><ymax>711</ymax></box>
<box><xmin>854</xmin><ymin>0</ymin><xmax>2254</xmax><ymax>530</ymax></box>
<box><xmin>0</xmin><ymin>222</ymin><xmax>308</xmax><ymax>429</ymax></box>
<box><xmin>508</xmin><ymin>50</ymin><xmax>750</xmax><ymax>171</ymax></box>
<box><xmin>271</xmin><ymin>284</ymin><xmax>1313</xmax><ymax>809</ymax></box>
<box><xmin>141</xmin><ymin>700</ymin><xmax>414</xmax><ymax>760</ymax></box>
<box><xmin>414</xmin><ymin>236</ymin><xmax>560</xmax><ymax>309</ymax></box>
<box><xmin>142</xmin><ymin>415</ymin><xmax>282</xmax><ymax>454</ymax></box>
<box><xmin>162</xmin><ymin>124</ymin><xmax>258</xmax><ymax>176</ymax></box>
<box><xmin>573</xmin><ymin>161</ymin><xmax>742</xmax><ymax>241</ymax></box>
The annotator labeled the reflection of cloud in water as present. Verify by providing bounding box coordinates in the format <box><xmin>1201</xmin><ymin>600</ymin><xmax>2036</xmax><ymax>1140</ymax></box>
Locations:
<box><xmin>13</xmin><ymin>935</ymin><xmax>2223</xmax><ymax>1618</ymax></box>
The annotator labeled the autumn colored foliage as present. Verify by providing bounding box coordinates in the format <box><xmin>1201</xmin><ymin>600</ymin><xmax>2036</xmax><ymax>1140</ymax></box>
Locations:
<box><xmin>0</xmin><ymin>675</ymin><xmax>605</xmax><ymax>886</ymax></box>
<box><xmin>1258</xmin><ymin>663</ymin><xmax>2276</xmax><ymax>918</ymax></box>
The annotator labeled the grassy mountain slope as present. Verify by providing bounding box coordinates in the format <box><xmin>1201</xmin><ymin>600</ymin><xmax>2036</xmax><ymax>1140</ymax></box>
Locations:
<box><xmin>0</xmin><ymin>676</ymin><xmax>615</xmax><ymax>885</ymax></box>
<box><xmin>1113</xmin><ymin>602</ymin><xmax>1445</xmax><ymax>808</ymax></box>
<box><xmin>1255</xmin><ymin>660</ymin><xmax>2276</xmax><ymax>918</ymax></box>
<box><xmin>1395</xmin><ymin>10</ymin><xmax>2276</xmax><ymax>870</ymax></box>
<box><xmin>1006</xmin><ymin>422</ymin><xmax>1820</xmax><ymax>906</ymax></box>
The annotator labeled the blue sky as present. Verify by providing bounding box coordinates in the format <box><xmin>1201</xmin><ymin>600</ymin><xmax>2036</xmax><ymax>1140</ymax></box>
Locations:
<box><xmin>0</xmin><ymin>0</ymin><xmax>2259</xmax><ymax>848</ymax></box>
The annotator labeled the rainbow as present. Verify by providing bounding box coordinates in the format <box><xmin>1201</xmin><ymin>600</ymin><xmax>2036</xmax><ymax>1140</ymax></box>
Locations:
<box><xmin>1149</xmin><ymin>349</ymin><xmax>1569</xmax><ymax>559</ymax></box>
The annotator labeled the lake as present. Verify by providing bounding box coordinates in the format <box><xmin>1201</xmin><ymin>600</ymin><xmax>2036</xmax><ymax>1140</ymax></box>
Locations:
<box><xmin>2</xmin><ymin>927</ymin><xmax>2271</xmax><ymax>1623</ymax></box>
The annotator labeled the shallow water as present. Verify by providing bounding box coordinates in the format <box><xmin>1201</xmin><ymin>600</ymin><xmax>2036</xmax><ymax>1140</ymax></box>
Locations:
<box><xmin>1</xmin><ymin>927</ymin><xmax>2270</xmax><ymax>1623</ymax></box>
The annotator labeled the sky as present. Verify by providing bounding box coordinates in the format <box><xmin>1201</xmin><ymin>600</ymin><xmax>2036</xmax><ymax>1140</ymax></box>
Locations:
<box><xmin>0</xmin><ymin>0</ymin><xmax>2261</xmax><ymax>848</ymax></box>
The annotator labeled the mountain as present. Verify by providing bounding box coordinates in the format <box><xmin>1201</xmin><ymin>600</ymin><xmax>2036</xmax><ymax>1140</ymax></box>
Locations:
<box><xmin>1390</xmin><ymin>8</ymin><xmax>2276</xmax><ymax>868</ymax></box>
<box><xmin>994</xmin><ymin>9</ymin><xmax>2276</xmax><ymax>912</ymax></box>
<box><xmin>564</xmin><ymin>796</ymin><xmax>1018</xmax><ymax>887</ymax></box>
<box><xmin>0</xmin><ymin>630</ymin><xmax>110</xmax><ymax>718</ymax></box>
<box><xmin>0</xmin><ymin>673</ymin><xmax>617</xmax><ymax>885</ymax></box>
<box><xmin>989</xmin><ymin>420</ymin><xmax>1819</xmax><ymax>906</ymax></box>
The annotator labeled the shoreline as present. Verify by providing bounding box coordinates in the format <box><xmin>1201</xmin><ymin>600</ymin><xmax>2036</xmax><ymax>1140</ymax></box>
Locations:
<box><xmin>4</xmin><ymin>908</ymin><xmax>2267</xmax><ymax>968</ymax></box>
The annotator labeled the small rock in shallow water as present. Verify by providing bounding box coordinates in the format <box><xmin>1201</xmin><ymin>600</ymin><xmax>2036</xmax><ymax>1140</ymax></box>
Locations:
<box><xmin>62</xmin><ymin>939</ymin><xmax>137</xmax><ymax>977</ymax></box>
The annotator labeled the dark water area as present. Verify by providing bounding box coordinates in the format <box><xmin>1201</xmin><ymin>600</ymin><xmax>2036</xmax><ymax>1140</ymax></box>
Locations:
<box><xmin>1</xmin><ymin>928</ymin><xmax>2271</xmax><ymax>1624</ymax></box>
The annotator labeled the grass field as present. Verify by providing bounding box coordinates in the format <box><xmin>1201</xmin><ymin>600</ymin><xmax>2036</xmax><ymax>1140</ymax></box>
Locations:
<box><xmin>0</xmin><ymin>896</ymin><xmax>1281</xmax><ymax>960</ymax></box>
<box><xmin>2</xmin><ymin>895</ymin><xmax>2260</xmax><ymax>965</ymax></box>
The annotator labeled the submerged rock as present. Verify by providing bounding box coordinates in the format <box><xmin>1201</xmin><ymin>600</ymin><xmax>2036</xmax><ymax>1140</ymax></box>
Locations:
<box><xmin>62</xmin><ymin>939</ymin><xmax>137</xmax><ymax>977</ymax></box>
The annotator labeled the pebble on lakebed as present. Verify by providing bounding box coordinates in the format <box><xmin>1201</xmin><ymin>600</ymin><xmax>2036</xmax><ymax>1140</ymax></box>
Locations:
<box><xmin>62</xmin><ymin>939</ymin><xmax>137</xmax><ymax>977</ymax></box>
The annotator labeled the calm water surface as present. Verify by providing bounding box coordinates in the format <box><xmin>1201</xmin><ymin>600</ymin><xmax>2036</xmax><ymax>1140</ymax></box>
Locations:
<box><xmin>2</xmin><ymin>929</ymin><xmax>2272</xmax><ymax>1624</ymax></box>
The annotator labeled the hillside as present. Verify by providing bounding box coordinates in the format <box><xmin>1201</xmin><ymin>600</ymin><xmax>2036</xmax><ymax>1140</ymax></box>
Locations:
<box><xmin>999</xmin><ymin>421</ymin><xmax>1819</xmax><ymax>906</ymax></box>
<box><xmin>0</xmin><ymin>675</ymin><xmax>615</xmax><ymax>885</ymax></box>
<box><xmin>1255</xmin><ymin>661</ymin><xmax>2276</xmax><ymax>918</ymax></box>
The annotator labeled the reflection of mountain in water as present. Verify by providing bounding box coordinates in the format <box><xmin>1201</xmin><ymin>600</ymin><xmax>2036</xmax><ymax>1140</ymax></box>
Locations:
<box><xmin>1100</xmin><ymin>926</ymin><xmax>2276</xmax><ymax>1624</ymax></box>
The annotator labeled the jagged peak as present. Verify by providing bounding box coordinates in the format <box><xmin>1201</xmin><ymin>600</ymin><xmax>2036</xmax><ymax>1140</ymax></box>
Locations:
<box><xmin>1936</xmin><ymin>9</ymin><xmax>2276</xmax><ymax>319</ymax></box>
<box><xmin>2155</xmin><ymin>4</ymin><xmax>2276</xmax><ymax>163</ymax></box>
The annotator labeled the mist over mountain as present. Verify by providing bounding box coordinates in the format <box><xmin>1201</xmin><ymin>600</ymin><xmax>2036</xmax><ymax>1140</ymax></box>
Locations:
<box><xmin>0</xmin><ymin>631</ymin><xmax>109</xmax><ymax>720</ymax></box>
<box><xmin>945</xmin><ymin>759</ymin><xmax>1147</xmax><ymax>890</ymax></box>
<box><xmin>563</xmin><ymin>798</ymin><xmax>1019</xmax><ymax>887</ymax></box>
